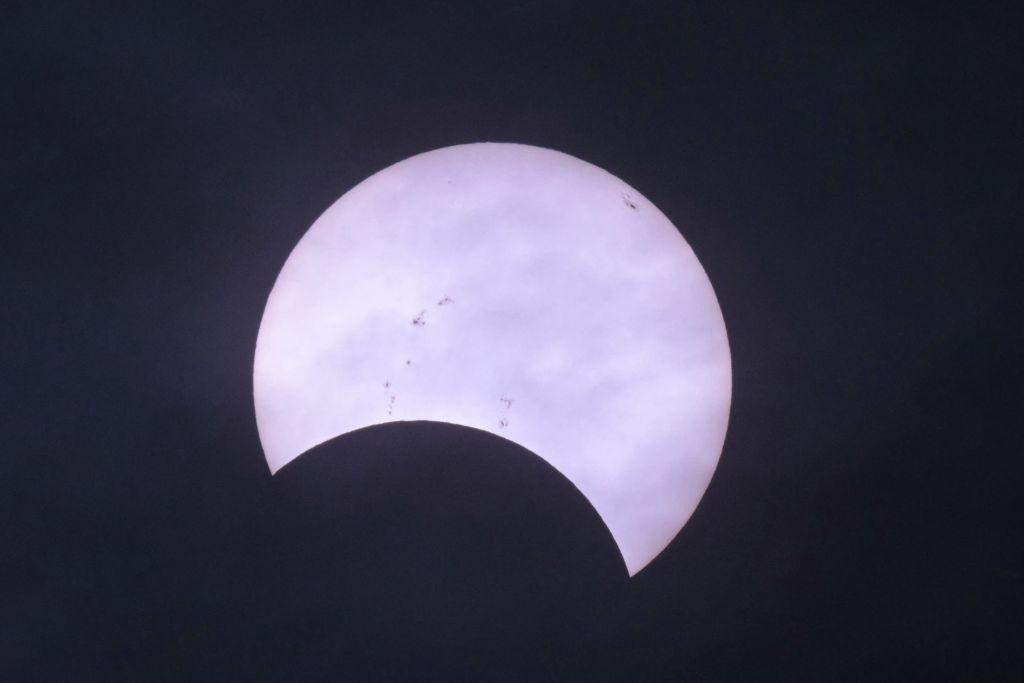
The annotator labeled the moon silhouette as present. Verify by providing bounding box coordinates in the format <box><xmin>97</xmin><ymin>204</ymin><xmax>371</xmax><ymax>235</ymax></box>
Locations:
<box><xmin>254</xmin><ymin>143</ymin><xmax>731</xmax><ymax>576</ymax></box>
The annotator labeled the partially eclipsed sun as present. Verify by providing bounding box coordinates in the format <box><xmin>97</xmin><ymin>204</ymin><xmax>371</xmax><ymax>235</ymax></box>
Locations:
<box><xmin>254</xmin><ymin>143</ymin><xmax>731</xmax><ymax>576</ymax></box>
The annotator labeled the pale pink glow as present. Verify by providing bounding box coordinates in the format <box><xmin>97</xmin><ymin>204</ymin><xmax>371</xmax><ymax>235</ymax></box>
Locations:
<box><xmin>254</xmin><ymin>143</ymin><xmax>731</xmax><ymax>576</ymax></box>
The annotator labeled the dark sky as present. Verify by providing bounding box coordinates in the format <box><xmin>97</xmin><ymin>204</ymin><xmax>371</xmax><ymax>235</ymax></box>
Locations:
<box><xmin>3</xmin><ymin>2</ymin><xmax>1020</xmax><ymax>681</ymax></box>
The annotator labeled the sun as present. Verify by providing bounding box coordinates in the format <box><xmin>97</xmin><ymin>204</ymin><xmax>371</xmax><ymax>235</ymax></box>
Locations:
<box><xmin>254</xmin><ymin>143</ymin><xmax>731</xmax><ymax>575</ymax></box>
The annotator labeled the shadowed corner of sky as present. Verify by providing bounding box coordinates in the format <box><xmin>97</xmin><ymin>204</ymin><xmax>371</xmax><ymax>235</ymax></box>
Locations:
<box><xmin>68</xmin><ymin>421</ymin><xmax>635</xmax><ymax>683</ymax></box>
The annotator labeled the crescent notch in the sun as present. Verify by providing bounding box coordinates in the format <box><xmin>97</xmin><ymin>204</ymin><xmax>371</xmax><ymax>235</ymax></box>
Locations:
<box><xmin>253</xmin><ymin>142</ymin><xmax>732</xmax><ymax>576</ymax></box>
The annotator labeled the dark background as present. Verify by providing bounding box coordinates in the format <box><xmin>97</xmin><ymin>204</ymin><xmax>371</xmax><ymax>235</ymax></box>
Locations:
<box><xmin>3</xmin><ymin>2</ymin><xmax>1020</xmax><ymax>681</ymax></box>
